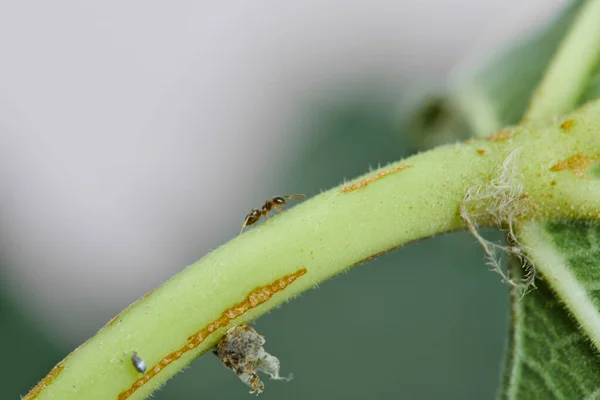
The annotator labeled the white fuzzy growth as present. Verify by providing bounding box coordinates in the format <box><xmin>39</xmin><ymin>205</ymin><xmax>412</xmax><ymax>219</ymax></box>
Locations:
<box><xmin>460</xmin><ymin>149</ymin><xmax>536</xmax><ymax>295</ymax></box>
<box><xmin>256</xmin><ymin>352</ymin><xmax>293</xmax><ymax>382</ymax></box>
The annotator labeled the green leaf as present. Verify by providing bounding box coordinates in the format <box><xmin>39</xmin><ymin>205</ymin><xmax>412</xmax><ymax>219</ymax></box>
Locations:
<box><xmin>505</xmin><ymin>220</ymin><xmax>600</xmax><ymax>399</ymax></box>
<box><xmin>499</xmin><ymin>254</ymin><xmax>600</xmax><ymax>399</ymax></box>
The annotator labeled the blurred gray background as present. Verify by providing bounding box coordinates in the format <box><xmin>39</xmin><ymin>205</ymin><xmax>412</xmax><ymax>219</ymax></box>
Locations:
<box><xmin>0</xmin><ymin>1</ymin><xmax>567</xmax><ymax>398</ymax></box>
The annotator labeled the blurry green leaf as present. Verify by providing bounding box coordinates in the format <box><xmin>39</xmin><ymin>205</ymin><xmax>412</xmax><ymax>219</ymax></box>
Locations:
<box><xmin>578</xmin><ymin>65</ymin><xmax>600</xmax><ymax>107</ymax></box>
<box><xmin>0</xmin><ymin>288</ymin><xmax>65</xmax><ymax>398</ymax></box>
<box><xmin>403</xmin><ymin>0</ymin><xmax>585</xmax><ymax>147</ymax></box>
<box><xmin>288</xmin><ymin>88</ymin><xmax>406</xmax><ymax>192</ymax></box>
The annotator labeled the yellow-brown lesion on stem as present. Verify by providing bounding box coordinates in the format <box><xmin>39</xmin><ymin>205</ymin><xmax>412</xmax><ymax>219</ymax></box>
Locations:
<box><xmin>560</xmin><ymin>119</ymin><xmax>576</xmax><ymax>132</ymax></box>
<box><xmin>550</xmin><ymin>153</ymin><xmax>600</xmax><ymax>178</ymax></box>
<box><xmin>23</xmin><ymin>364</ymin><xmax>65</xmax><ymax>400</ymax></box>
<box><xmin>488</xmin><ymin>129</ymin><xmax>516</xmax><ymax>142</ymax></box>
<box><xmin>341</xmin><ymin>165</ymin><xmax>412</xmax><ymax>193</ymax></box>
<box><xmin>117</xmin><ymin>267</ymin><xmax>308</xmax><ymax>400</ymax></box>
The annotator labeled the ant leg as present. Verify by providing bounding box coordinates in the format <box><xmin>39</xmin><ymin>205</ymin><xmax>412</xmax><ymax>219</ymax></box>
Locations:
<box><xmin>264</xmin><ymin>206</ymin><xmax>281</xmax><ymax>227</ymax></box>
<box><xmin>239</xmin><ymin>218</ymin><xmax>250</xmax><ymax>236</ymax></box>
<box><xmin>268</xmin><ymin>205</ymin><xmax>285</xmax><ymax>224</ymax></box>
<box><xmin>284</xmin><ymin>194</ymin><xmax>306</xmax><ymax>201</ymax></box>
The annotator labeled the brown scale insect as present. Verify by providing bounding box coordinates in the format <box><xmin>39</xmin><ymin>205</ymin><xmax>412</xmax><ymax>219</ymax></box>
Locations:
<box><xmin>240</xmin><ymin>194</ymin><xmax>306</xmax><ymax>234</ymax></box>
<box><xmin>213</xmin><ymin>324</ymin><xmax>291</xmax><ymax>394</ymax></box>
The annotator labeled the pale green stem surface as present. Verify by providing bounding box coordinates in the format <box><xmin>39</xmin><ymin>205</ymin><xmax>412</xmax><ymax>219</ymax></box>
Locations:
<box><xmin>25</xmin><ymin>98</ymin><xmax>600</xmax><ymax>400</ymax></box>
<box><xmin>524</xmin><ymin>0</ymin><xmax>600</xmax><ymax>121</ymax></box>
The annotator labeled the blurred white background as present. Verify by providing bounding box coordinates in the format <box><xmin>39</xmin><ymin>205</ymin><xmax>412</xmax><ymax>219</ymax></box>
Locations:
<box><xmin>0</xmin><ymin>0</ymin><xmax>566</xmax><ymax>345</ymax></box>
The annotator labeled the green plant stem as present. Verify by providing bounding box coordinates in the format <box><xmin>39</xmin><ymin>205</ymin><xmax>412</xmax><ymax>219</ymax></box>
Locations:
<box><xmin>524</xmin><ymin>0</ymin><xmax>600</xmax><ymax>121</ymax></box>
<box><xmin>25</xmin><ymin>99</ymin><xmax>600</xmax><ymax>400</ymax></box>
<box><xmin>26</xmin><ymin>146</ymin><xmax>480</xmax><ymax>400</ymax></box>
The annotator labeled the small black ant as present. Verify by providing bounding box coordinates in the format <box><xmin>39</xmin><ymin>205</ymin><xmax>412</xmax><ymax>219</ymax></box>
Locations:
<box><xmin>241</xmin><ymin>194</ymin><xmax>306</xmax><ymax>234</ymax></box>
